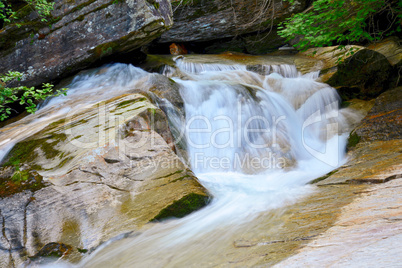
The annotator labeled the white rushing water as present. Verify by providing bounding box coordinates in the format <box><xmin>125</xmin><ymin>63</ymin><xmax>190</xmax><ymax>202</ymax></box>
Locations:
<box><xmin>76</xmin><ymin>60</ymin><xmax>348</xmax><ymax>267</ymax></box>
<box><xmin>0</xmin><ymin>58</ymin><xmax>350</xmax><ymax>267</ymax></box>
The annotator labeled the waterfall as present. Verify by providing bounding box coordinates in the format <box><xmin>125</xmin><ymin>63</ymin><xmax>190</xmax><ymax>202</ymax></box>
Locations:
<box><xmin>0</xmin><ymin>58</ymin><xmax>349</xmax><ymax>267</ymax></box>
<box><xmin>77</xmin><ymin>60</ymin><xmax>348</xmax><ymax>267</ymax></box>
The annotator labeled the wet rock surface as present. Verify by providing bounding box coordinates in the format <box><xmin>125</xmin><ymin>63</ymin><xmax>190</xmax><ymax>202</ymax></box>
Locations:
<box><xmin>0</xmin><ymin>0</ymin><xmax>173</xmax><ymax>87</ymax></box>
<box><xmin>294</xmin><ymin>45</ymin><xmax>365</xmax><ymax>82</ymax></box>
<box><xmin>232</xmin><ymin>184</ymin><xmax>366</xmax><ymax>267</ymax></box>
<box><xmin>158</xmin><ymin>0</ymin><xmax>306</xmax><ymax>44</ymax></box>
<box><xmin>315</xmin><ymin>86</ymin><xmax>401</xmax><ymax>186</ymax></box>
<box><xmin>0</xmin><ymin>93</ymin><xmax>208</xmax><ymax>266</ymax></box>
<box><xmin>317</xmin><ymin>139</ymin><xmax>402</xmax><ymax>185</ymax></box>
<box><xmin>354</xmin><ymin>87</ymin><xmax>402</xmax><ymax>142</ymax></box>
<box><xmin>214</xmin><ymin>82</ymin><xmax>402</xmax><ymax>267</ymax></box>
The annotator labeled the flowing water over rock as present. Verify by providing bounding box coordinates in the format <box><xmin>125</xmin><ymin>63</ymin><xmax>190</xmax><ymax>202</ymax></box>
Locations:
<box><xmin>0</xmin><ymin>56</ymin><xmax>353</xmax><ymax>267</ymax></box>
<box><xmin>77</xmin><ymin>58</ymin><xmax>350</xmax><ymax>267</ymax></box>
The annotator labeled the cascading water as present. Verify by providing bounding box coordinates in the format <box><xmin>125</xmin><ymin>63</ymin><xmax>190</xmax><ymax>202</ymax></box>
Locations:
<box><xmin>0</xmin><ymin>57</ymin><xmax>350</xmax><ymax>267</ymax></box>
<box><xmin>76</xmin><ymin>59</ymin><xmax>348</xmax><ymax>267</ymax></box>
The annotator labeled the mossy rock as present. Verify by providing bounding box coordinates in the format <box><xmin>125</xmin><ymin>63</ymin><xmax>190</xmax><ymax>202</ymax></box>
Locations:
<box><xmin>327</xmin><ymin>49</ymin><xmax>394</xmax><ymax>99</ymax></box>
<box><xmin>347</xmin><ymin>132</ymin><xmax>361</xmax><ymax>151</ymax></box>
<box><xmin>151</xmin><ymin>193</ymin><xmax>210</xmax><ymax>221</ymax></box>
<box><xmin>138</xmin><ymin>54</ymin><xmax>176</xmax><ymax>73</ymax></box>
<box><xmin>1</xmin><ymin>132</ymin><xmax>67</xmax><ymax>169</ymax></box>
<box><xmin>309</xmin><ymin>169</ymin><xmax>339</xmax><ymax>184</ymax></box>
<box><xmin>30</xmin><ymin>242</ymin><xmax>73</xmax><ymax>260</ymax></box>
<box><xmin>0</xmin><ymin>167</ymin><xmax>48</xmax><ymax>198</ymax></box>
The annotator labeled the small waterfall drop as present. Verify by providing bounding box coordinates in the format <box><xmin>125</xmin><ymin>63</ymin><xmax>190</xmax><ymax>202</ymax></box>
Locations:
<box><xmin>0</xmin><ymin>57</ymin><xmax>350</xmax><ymax>267</ymax></box>
<box><xmin>78</xmin><ymin>59</ymin><xmax>348</xmax><ymax>267</ymax></box>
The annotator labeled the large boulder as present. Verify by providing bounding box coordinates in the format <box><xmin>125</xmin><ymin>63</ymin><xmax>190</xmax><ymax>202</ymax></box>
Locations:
<box><xmin>0</xmin><ymin>0</ymin><xmax>173</xmax><ymax>87</ymax></box>
<box><xmin>295</xmin><ymin>37</ymin><xmax>402</xmax><ymax>84</ymax></box>
<box><xmin>0</xmin><ymin>92</ymin><xmax>208</xmax><ymax>266</ymax></box>
<box><xmin>294</xmin><ymin>45</ymin><xmax>365</xmax><ymax>81</ymax></box>
<box><xmin>157</xmin><ymin>0</ymin><xmax>306</xmax><ymax>45</ymax></box>
<box><xmin>295</xmin><ymin>43</ymin><xmax>401</xmax><ymax>100</ymax></box>
<box><xmin>326</xmin><ymin>49</ymin><xmax>395</xmax><ymax>99</ymax></box>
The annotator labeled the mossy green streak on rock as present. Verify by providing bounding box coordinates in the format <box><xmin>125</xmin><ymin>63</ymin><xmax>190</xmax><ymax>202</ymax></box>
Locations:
<box><xmin>0</xmin><ymin>21</ymin><xmax>46</xmax><ymax>52</ymax></box>
<box><xmin>347</xmin><ymin>132</ymin><xmax>361</xmax><ymax>151</ymax></box>
<box><xmin>151</xmin><ymin>193</ymin><xmax>210</xmax><ymax>221</ymax></box>
<box><xmin>2</xmin><ymin>133</ymin><xmax>67</xmax><ymax>169</ymax></box>
<box><xmin>0</xmin><ymin>169</ymin><xmax>48</xmax><ymax>198</ymax></box>
<box><xmin>117</xmin><ymin>97</ymin><xmax>148</xmax><ymax>109</ymax></box>
<box><xmin>309</xmin><ymin>170</ymin><xmax>339</xmax><ymax>184</ymax></box>
<box><xmin>30</xmin><ymin>242</ymin><xmax>73</xmax><ymax>260</ymax></box>
<box><xmin>77</xmin><ymin>248</ymin><xmax>88</xmax><ymax>254</ymax></box>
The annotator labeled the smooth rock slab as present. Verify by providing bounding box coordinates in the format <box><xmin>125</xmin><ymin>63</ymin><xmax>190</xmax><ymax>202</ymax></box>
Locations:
<box><xmin>0</xmin><ymin>0</ymin><xmax>173</xmax><ymax>87</ymax></box>
<box><xmin>274</xmin><ymin>178</ymin><xmax>402</xmax><ymax>268</ymax></box>
<box><xmin>0</xmin><ymin>93</ymin><xmax>208</xmax><ymax>266</ymax></box>
<box><xmin>316</xmin><ymin>139</ymin><xmax>402</xmax><ymax>186</ymax></box>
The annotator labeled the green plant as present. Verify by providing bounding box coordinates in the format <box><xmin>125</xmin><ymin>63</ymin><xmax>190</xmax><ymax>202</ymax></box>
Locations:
<box><xmin>0</xmin><ymin>71</ymin><xmax>67</xmax><ymax>121</ymax></box>
<box><xmin>0</xmin><ymin>0</ymin><xmax>54</xmax><ymax>25</ymax></box>
<box><xmin>278</xmin><ymin>0</ymin><xmax>402</xmax><ymax>51</ymax></box>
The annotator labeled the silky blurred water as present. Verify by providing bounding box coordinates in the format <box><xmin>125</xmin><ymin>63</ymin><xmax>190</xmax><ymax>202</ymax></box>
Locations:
<box><xmin>0</xmin><ymin>58</ymin><xmax>351</xmax><ymax>267</ymax></box>
<box><xmin>79</xmin><ymin>59</ymin><xmax>348</xmax><ymax>267</ymax></box>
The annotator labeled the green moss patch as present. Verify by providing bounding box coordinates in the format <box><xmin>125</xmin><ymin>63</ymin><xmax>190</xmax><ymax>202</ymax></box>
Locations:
<box><xmin>77</xmin><ymin>248</ymin><xmax>88</xmax><ymax>254</ymax></box>
<box><xmin>171</xmin><ymin>0</ymin><xmax>202</xmax><ymax>7</ymax></box>
<box><xmin>1</xmin><ymin>133</ymin><xmax>67</xmax><ymax>169</ymax></box>
<box><xmin>0</xmin><ymin>169</ymin><xmax>48</xmax><ymax>198</ymax></box>
<box><xmin>151</xmin><ymin>193</ymin><xmax>210</xmax><ymax>221</ymax></box>
<box><xmin>347</xmin><ymin>132</ymin><xmax>361</xmax><ymax>150</ymax></box>
<box><xmin>30</xmin><ymin>242</ymin><xmax>73</xmax><ymax>260</ymax></box>
<box><xmin>309</xmin><ymin>169</ymin><xmax>339</xmax><ymax>184</ymax></box>
<box><xmin>116</xmin><ymin>97</ymin><xmax>148</xmax><ymax>109</ymax></box>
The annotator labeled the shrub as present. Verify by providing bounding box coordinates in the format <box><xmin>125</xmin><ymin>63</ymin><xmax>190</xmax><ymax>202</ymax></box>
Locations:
<box><xmin>0</xmin><ymin>0</ymin><xmax>54</xmax><ymax>25</ymax></box>
<box><xmin>0</xmin><ymin>71</ymin><xmax>67</xmax><ymax>121</ymax></box>
<box><xmin>278</xmin><ymin>0</ymin><xmax>402</xmax><ymax>51</ymax></box>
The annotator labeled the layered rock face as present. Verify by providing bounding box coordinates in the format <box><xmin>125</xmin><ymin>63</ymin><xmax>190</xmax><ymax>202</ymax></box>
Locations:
<box><xmin>0</xmin><ymin>0</ymin><xmax>173</xmax><ymax>86</ymax></box>
<box><xmin>354</xmin><ymin>87</ymin><xmax>402</xmax><ymax>142</ymax></box>
<box><xmin>156</xmin><ymin>0</ymin><xmax>306</xmax><ymax>53</ymax></box>
<box><xmin>0</xmin><ymin>90</ymin><xmax>208</xmax><ymax>266</ymax></box>
<box><xmin>311</xmin><ymin>86</ymin><xmax>402</xmax><ymax>186</ymax></box>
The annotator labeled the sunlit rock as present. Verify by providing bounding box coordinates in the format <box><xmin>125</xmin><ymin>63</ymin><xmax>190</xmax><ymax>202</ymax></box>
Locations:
<box><xmin>0</xmin><ymin>93</ymin><xmax>208</xmax><ymax>266</ymax></box>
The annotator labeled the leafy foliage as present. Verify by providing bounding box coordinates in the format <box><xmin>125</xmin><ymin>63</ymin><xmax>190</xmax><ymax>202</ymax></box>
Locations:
<box><xmin>0</xmin><ymin>0</ymin><xmax>54</xmax><ymax>24</ymax></box>
<box><xmin>278</xmin><ymin>0</ymin><xmax>402</xmax><ymax>51</ymax></box>
<box><xmin>0</xmin><ymin>71</ymin><xmax>67</xmax><ymax>121</ymax></box>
